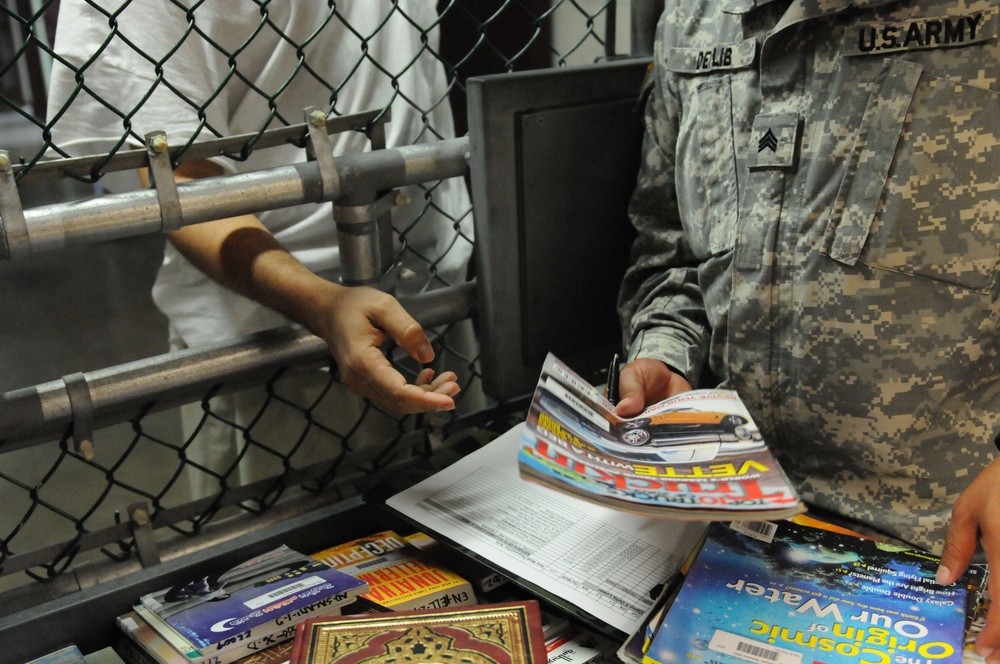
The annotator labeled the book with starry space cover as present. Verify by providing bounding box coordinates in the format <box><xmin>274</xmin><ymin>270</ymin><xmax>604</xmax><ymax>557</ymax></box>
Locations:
<box><xmin>289</xmin><ymin>599</ymin><xmax>548</xmax><ymax>664</ymax></box>
<box><xmin>642</xmin><ymin>519</ymin><xmax>967</xmax><ymax>664</ymax></box>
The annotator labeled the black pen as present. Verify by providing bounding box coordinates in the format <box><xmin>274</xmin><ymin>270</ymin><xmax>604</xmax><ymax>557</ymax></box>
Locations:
<box><xmin>606</xmin><ymin>353</ymin><xmax>621</xmax><ymax>406</ymax></box>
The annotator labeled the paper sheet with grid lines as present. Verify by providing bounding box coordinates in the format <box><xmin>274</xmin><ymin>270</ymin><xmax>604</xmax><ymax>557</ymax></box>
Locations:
<box><xmin>387</xmin><ymin>423</ymin><xmax>708</xmax><ymax>634</ymax></box>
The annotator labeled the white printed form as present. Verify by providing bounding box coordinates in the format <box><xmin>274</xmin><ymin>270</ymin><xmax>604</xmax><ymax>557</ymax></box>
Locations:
<box><xmin>386</xmin><ymin>423</ymin><xmax>707</xmax><ymax>634</ymax></box>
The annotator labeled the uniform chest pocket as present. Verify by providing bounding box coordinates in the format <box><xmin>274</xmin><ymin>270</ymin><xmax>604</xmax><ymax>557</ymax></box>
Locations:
<box><xmin>676</xmin><ymin>75</ymin><xmax>741</xmax><ymax>256</ymax></box>
<box><xmin>821</xmin><ymin>58</ymin><xmax>1000</xmax><ymax>293</ymax></box>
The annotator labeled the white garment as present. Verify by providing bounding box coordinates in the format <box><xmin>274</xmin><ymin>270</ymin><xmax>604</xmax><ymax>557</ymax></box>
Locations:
<box><xmin>46</xmin><ymin>0</ymin><xmax>473</xmax><ymax>348</ymax></box>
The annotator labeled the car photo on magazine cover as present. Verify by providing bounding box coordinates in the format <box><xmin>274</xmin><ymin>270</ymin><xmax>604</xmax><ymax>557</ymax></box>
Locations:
<box><xmin>536</xmin><ymin>380</ymin><xmax>765</xmax><ymax>464</ymax></box>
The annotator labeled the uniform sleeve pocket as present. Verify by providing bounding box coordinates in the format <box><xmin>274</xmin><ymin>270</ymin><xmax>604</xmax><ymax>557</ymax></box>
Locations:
<box><xmin>822</xmin><ymin>58</ymin><xmax>1000</xmax><ymax>293</ymax></box>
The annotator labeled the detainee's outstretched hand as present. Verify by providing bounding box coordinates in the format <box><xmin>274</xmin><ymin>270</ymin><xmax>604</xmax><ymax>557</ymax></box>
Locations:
<box><xmin>154</xmin><ymin>166</ymin><xmax>458</xmax><ymax>415</ymax></box>
<box><xmin>614</xmin><ymin>358</ymin><xmax>692</xmax><ymax>418</ymax></box>
<box><xmin>318</xmin><ymin>284</ymin><xmax>460</xmax><ymax>414</ymax></box>
<box><xmin>936</xmin><ymin>455</ymin><xmax>1000</xmax><ymax>663</ymax></box>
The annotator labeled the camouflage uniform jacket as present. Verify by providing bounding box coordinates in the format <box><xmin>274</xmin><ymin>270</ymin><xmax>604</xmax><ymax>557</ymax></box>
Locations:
<box><xmin>619</xmin><ymin>0</ymin><xmax>999</xmax><ymax>550</ymax></box>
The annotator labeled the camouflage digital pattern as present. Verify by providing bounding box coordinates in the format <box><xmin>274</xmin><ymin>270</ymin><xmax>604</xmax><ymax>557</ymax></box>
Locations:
<box><xmin>618</xmin><ymin>0</ymin><xmax>999</xmax><ymax>551</ymax></box>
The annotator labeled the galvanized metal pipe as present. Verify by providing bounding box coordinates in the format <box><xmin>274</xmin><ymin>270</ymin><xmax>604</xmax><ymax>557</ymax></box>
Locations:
<box><xmin>1</xmin><ymin>137</ymin><xmax>470</xmax><ymax>257</ymax></box>
<box><xmin>0</xmin><ymin>280</ymin><xmax>476</xmax><ymax>450</ymax></box>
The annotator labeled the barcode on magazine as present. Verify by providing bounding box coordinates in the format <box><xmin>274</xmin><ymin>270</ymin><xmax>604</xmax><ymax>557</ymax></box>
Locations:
<box><xmin>244</xmin><ymin>575</ymin><xmax>325</xmax><ymax>609</ymax></box>
<box><xmin>730</xmin><ymin>521</ymin><xmax>778</xmax><ymax>543</ymax></box>
<box><xmin>709</xmin><ymin>630</ymin><xmax>801</xmax><ymax>664</ymax></box>
<box><xmin>351</xmin><ymin>550</ymin><xmax>410</xmax><ymax>571</ymax></box>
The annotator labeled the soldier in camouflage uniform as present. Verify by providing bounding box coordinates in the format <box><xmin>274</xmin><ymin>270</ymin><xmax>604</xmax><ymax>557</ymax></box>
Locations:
<box><xmin>616</xmin><ymin>0</ymin><xmax>999</xmax><ymax>656</ymax></box>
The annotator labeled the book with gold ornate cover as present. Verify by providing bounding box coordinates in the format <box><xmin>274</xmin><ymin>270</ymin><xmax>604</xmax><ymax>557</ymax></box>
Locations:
<box><xmin>289</xmin><ymin>600</ymin><xmax>548</xmax><ymax>664</ymax></box>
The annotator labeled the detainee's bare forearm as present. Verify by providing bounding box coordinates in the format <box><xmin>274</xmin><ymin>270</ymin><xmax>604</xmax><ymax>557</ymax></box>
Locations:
<box><xmin>138</xmin><ymin>162</ymin><xmax>460</xmax><ymax>414</ymax></box>
<box><xmin>139</xmin><ymin>163</ymin><xmax>345</xmax><ymax>341</ymax></box>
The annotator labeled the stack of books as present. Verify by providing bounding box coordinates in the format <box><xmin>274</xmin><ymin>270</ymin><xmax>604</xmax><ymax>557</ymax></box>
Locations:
<box><xmin>113</xmin><ymin>533</ymin><xmax>529</xmax><ymax>664</ymax></box>
<box><xmin>116</xmin><ymin>545</ymin><xmax>368</xmax><ymax>664</ymax></box>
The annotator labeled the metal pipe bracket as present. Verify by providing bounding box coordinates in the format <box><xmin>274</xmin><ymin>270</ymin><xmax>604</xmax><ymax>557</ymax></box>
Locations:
<box><xmin>62</xmin><ymin>372</ymin><xmax>96</xmax><ymax>462</ymax></box>
<box><xmin>0</xmin><ymin>149</ymin><xmax>30</xmax><ymax>260</ymax></box>
<box><xmin>127</xmin><ymin>502</ymin><xmax>162</xmax><ymax>568</ymax></box>
<box><xmin>334</xmin><ymin>190</ymin><xmax>407</xmax><ymax>291</ymax></box>
<box><xmin>145</xmin><ymin>131</ymin><xmax>184</xmax><ymax>232</ymax></box>
<box><xmin>303</xmin><ymin>106</ymin><xmax>340</xmax><ymax>200</ymax></box>
<box><xmin>333</xmin><ymin>190</ymin><xmax>408</xmax><ymax>232</ymax></box>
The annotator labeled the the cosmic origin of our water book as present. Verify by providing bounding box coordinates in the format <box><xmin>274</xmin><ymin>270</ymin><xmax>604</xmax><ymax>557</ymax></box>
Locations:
<box><xmin>644</xmin><ymin>519</ymin><xmax>966</xmax><ymax>664</ymax></box>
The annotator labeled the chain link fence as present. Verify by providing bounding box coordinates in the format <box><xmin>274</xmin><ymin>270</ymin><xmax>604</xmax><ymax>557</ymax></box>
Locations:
<box><xmin>0</xmin><ymin>0</ymin><xmax>650</xmax><ymax>612</ymax></box>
